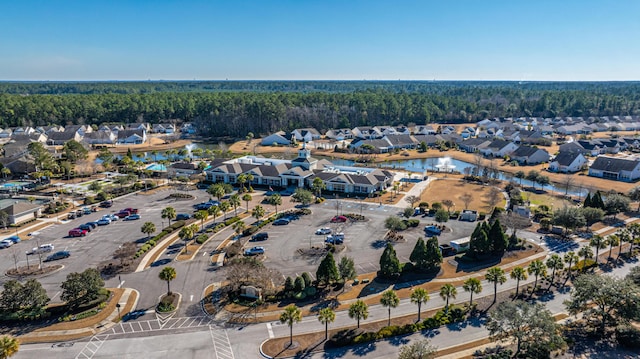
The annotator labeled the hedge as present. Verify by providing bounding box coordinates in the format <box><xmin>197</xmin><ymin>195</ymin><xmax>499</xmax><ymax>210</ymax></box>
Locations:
<box><xmin>196</xmin><ymin>234</ymin><xmax>208</xmax><ymax>244</ymax></box>
<box><xmin>224</xmin><ymin>216</ymin><xmax>240</xmax><ymax>226</ymax></box>
<box><xmin>134</xmin><ymin>220</ymin><xmax>186</xmax><ymax>257</ymax></box>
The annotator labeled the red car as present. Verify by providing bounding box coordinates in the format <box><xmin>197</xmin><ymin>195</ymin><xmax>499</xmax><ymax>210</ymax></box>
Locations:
<box><xmin>115</xmin><ymin>211</ymin><xmax>130</xmax><ymax>218</ymax></box>
<box><xmin>330</xmin><ymin>215</ymin><xmax>348</xmax><ymax>223</ymax></box>
<box><xmin>123</xmin><ymin>208</ymin><xmax>139</xmax><ymax>214</ymax></box>
<box><xmin>69</xmin><ymin>228</ymin><xmax>87</xmax><ymax>237</ymax></box>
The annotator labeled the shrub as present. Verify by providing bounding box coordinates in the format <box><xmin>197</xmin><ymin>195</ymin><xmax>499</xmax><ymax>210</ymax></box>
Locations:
<box><xmin>616</xmin><ymin>325</ymin><xmax>640</xmax><ymax>349</ymax></box>
<box><xmin>196</xmin><ymin>234</ymin><xmax>208</xmax><ymax>244</ymax></box>
<box><xmin>293</xmin><ymin>291</ymin><xmax>307</xmax><ymax>300</ymax></box>
<box><xmin>167</xmin><ymin>220</ymin><xmax>185</xmax><ymax>232</ymax></box>
<box><xmin>572</xmin><ymin>259</ymin><xmax>596</xmax><ymax>272</ymax></box>
<box><xmin>304</xmin><ymin>286</ymin><xmax>316</xmax><ymax>297</ymax></box>
<box><xmin>478</xmin><ymin>212</ymin><xmax>486</xmax><ymax>220</ymax></box>
<box><xmin>224</xmin><ymin>216</ymin><xmax>240</xmax><ymax>226</ymax></box>
<box><xmin>406</xmin><ymin>219</ymin><xmax>420</xmax><ymax>227</ymax></box>
<box><xmin>242</xmin><ymin>225</ymin><xmax>259</xmax><ymax>236</ymax></box>
<box><xmin>353</xmin><ymin>331</ymin><xmax>377</xmax><ymax>344</ymax></box>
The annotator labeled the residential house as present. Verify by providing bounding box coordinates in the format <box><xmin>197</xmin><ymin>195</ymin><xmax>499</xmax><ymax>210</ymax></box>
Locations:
<box><xmin>589</xmin><ymin>156</ymin><xmax>640</xmax><ymax>181</ymax></box>
<box><xmin>383</xmin><ymin>134</ymin><xmax>417</xmax><ymax>150</ymax></box>
<box><xmin>509</xmin><ymin>146</ymin><xmax>550</xmax><ymax>165</ymax></box>
<box><xmin>11</xmin><ymin>127</ymin><xmax>35</xmax><ymax>136</ymax></box>
<box><xmin>111</xmin><ymin>125</ymin><xmax>124</xmax><ymax>133</ymax></box>
<box><xmin>1</xmin><ymin>201</ymin><xmax>42</xmax><ymax>225</ymax></box>
<box><xmin>479</xmin><ymin>140</ymin><xmax>518</xmax><ymax>157</ymax></box>
<box><xmin>558</xmin><ymin>142</ymin><xmax>588</xmax><ymax>155</ymax></box>
<box><xmin>181</xmin><ymin>123</ymin><xmax>196</xmax><ymax>135</ymax></box>
<box><xmin>64</xmin><ymin>125</ymin><xmax>92</xmax><ymax>136</ymax></box>
<box><xmin>260</xmin><ymin>131</ymin><xmax>292</xmax><ymax>146</ymax></box>
<box><xmin>352</xmin><ymin>126</ymin><xmax>382</xmax><ymax>140</ymax></box>
<box><xmin>46</xmin><ymin>131</ymin><xmax>81</xmax><ymax>146</ymax></box>
<box><xmin>413</xmin><ymin>125</ymin><xmax>436</xmax><ymax>135</ymax></box>
<box><xmin>548</xmin><ymin>152</ymin><xmax>588</xmax><ymax>173</ymax></box>
<box><xmin>126</xmin><ymin>123</ymin><xmax>151</xmax><ymax>132</ymax></box>
<box><xmin>12</xmin><ymin>133</ymin><xmax>48</xmax><ymax>143</ymax></box>
<box><xmin>291</xmin><ymin>128</ymin><xmax>321</xmax><ymax>142</ymax></box>
<box><xmin>349</xmin><ymin>138</ymin><xmax>392</xmax><ymax>153</ymax></box>
<box><xmin>82</xmin><ymin>130</ymin><xmax>117</xmax><ymax>146</ymax></box>
<box><xmin>324</xmin><ymin>128</ymin><xmax>354</xmax><ymax>141</ymax></box>
<box><xmin>513</xmin><ymin>205</ymin><xmax>531</xmax><ymax>218</ymax></box>
<box><xmin>457</xmin><ymin>138</ymin><xmax>491</xmax><ymax>153</ymax></box>
<box><xmin>0</xmin><ymin>128</ymin><xmax>12</xmax><ymax>138</ymax></box>
<box><xmin>117</xmin><ymin>129</ymin><xmax>147</xmax><ymax>144</ymax></box>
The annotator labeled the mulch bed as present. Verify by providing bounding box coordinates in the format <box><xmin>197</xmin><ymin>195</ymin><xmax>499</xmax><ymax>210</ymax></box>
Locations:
<box><xmin>6</xmin><ymin>264</ymin><xmax>63</xmax><ymax>277</ymax></box>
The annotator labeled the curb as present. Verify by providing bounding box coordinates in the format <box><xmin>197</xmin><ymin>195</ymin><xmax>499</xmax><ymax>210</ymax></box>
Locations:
<box><xmin>259</xmin><ymin>339</ymin><xmax>274</xmax><ymax>359</ymax></box>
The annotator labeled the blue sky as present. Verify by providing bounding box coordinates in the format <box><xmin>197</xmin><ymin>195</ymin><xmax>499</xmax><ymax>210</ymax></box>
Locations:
<box><xmin>1</xmin><ymin>0</ymin><xmax>639</xmax><ymax>81</ymax></box>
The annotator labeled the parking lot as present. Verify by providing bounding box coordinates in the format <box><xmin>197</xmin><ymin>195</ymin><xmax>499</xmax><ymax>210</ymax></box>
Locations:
<box><xmin>255</xmin><ymin>199</ymin><xmax>479</xmax><ymax>278</ymax></box>
<box><xmin>0</xmin><ymin>188</ymin><xmax>212</xmax><ymax>299</ymax></box>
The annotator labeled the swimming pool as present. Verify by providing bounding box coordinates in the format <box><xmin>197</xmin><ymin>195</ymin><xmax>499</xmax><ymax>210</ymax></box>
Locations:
<box><xmin>146</xmin><ymin>163</ymin><xmax>167</xmax><ymax>172</ymax></box>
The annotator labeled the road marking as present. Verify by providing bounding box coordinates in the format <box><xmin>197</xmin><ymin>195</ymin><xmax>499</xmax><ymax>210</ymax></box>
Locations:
<box><xmin>52</xmin><ymin>291</ymin><xmax>61</xmax><ymax>300</ymax></box>
<box><xmin>117</xmin><ymin>280</ymin><xmax>125</xmax><ymax>289</ymax></box>
<box><xmin>202</xmin><ymin>252</ymin><xmax>207</xmax><ymax>256</ymax></box>
<box><xmin>190</xmin><ymin>294</ymin><xmax>194</xmax><ymax>301</ymax></box>
<box><xmin>266</xmin><ymin>323</ymin><xmax>274</xmax><ymax>338</ymax></box>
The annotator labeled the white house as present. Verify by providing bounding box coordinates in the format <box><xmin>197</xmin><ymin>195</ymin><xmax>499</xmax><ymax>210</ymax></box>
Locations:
<box><xmin>325</xmin><ymin>128</ymin><xmax>353</xmax><ymax>141</ymax></box>
<box><xmin>588</xmin><ymin>156</ymin><xmax>640</xmax><ymax>182</ymax></box>
<box><xmin>1</xmin><ymin>202</ymin><xmax>42</xmax><ymax>225</ymax></box>
<box><xmin>291</xmin><ymin>128</ymin><xmax>321</xmax><ymax>142</ymax></box>
<box><xmin>117</xmin><ymin>129</ymin><xmax>147</xmax><ymax>144</ymax></box>
<box><xmin>509</xmin><ymin>146</ymin><xmax>550</xmax><ymax>165</ymax></box>
<box><xmin>479</xmin><ymin>140</ymin><xmax>518</xmax><ymax>157</ymax></box>
<box><xmin>261</xmin><ymin>131</ymin><xmax>292</xmax><ymax>146</ymax></box>
<box><xmin>352</xmin><ymin>126</ymin><xmax>382</xmax><ymax>139</ymax></box>
<box><xmin>83</xmin><ymin>130</ymin><xmax>117</xmax><ymax>145</ymax></box>
<box><xmin>548</xmin><ymin>152</ymin><xmax>588</xmax><ymax>173</ymax></box>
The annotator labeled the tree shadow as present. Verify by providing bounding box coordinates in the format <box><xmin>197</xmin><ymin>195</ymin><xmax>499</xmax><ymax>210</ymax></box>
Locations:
<box><xmin>150</xmin><ymin>258</ymin><xmax>172</xmax><ymax>267</ymax></box>
<box><xmin>386</xmin><ymin>335</ymin><xmax>410</xmax><ymax>346</ymax></box>
<box><xmin>420</xmin><ymin>328</ymin><xmax>441</xmax><ymax>338</ymax></box>
<box><xmin>357</xmin><ymin>278</ymin><xmax>390</xmax><ymax>298</ymax></box>
<box><xmin>351</xmin><ymin>342</ymin><xmax>376</xmax><ymax>356</ymax></box>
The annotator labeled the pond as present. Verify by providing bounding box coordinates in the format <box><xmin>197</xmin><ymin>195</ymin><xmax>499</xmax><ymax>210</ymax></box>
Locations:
<box><xmin>327</xmin><ymin>156</ymin><xmax>589</xmax><ymax>197</ymax></box>
<box><xmin>96</xmin><ymin>143</ymin><xmax>217</xmax><ymax>164</ymax></box>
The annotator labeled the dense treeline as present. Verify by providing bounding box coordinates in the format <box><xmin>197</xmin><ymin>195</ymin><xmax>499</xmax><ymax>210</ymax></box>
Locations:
<box><xmin>0</xmin><ymin>81</ymin><xmax>639</xmax><ymax>138</ymax></box>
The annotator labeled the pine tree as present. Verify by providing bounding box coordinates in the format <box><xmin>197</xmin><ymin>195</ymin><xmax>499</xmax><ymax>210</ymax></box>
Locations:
<box><xmin>594</xmin><ymin>191</ymin><xmax>605</xmax><ymax>210</ymax></box>
<box><xmin>409</xmin><ymin>237</ymin><xmax>428</xmax><ymax>270</ymax></box>
<box><xmin>584</xmin><ymin>192</ymin><xmax>592</xmax><ymax>208</ymax></box>
<box><xmin>316</xmin><ymin>253</ymin><xmax>340</xmax><ymax>285</ymax></box>
<box><xmin>379</xmin><ymin>243</ymin><xmax>401</xmax><ymax>279</ymax></box>
<box><xmin>424</xmin><ymin>236</ymin><xmax>443</xmax><ymax>270</ymax></box>
<box><xmin>489</xmin><ymin>219</ymin><xmax>508</xmax><ymax>255</ymax></box>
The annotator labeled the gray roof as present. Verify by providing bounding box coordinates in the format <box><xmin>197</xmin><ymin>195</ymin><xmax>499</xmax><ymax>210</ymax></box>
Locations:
<box><xmin>553</xmin><ymin>152</ymin><xmax>583</xmax><ymax>166</ymax></box>
<box><xmin>590</xmin><ymin>156</ymin><xmax>640</xmax><ymax>172</ymax></box>
<box><xmin>48</xmin><ymin>131</ymin><xmax>78</xmax><ymax>141</ymax></box>
<box><xmin>511</xmin><ymin>145</ymin><xmax>543</xmax><ymax>158</ymax></box>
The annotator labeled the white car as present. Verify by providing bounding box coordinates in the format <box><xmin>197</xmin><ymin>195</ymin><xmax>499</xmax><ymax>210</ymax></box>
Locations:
<box><xmin>315</xmin><ymin>227</ymin><xmax>332</xmax><ymax>235</ymax></box>
<box><xmin>27</xmin><ymin>244</ymin><xmax>54</xmax><ymax>255</ymax></box>
<box><xmin>0</xmin><ymin>240</ymin><xmax>13</xmax><ymax>249</ymax></box>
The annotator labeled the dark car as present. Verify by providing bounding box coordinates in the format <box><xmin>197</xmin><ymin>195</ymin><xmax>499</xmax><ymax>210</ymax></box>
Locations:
<box><xmin>176</xmin><ymin>213</ymin><xmax>191</xmax><ymax>221</ymax></box>
<box><xmin>85</xmin><ymin>222</ymin><xmax>99</xmax><ymax>229</ymax></box>
<box><xmin>78</xmin><ymin>224</ymin><xmax>93</xmax><ymax>232</ymax></box>
<box><xmin>5</xmin><ymin>235</ymin><xmax>21</xmax><ymax>243</ymax></box>
<box><xmin>122</xmin><ymin>309</ymin><xmax>146</xmax><ymax>322</ymax></box>
<box><xmin>424</xmin><ymin>225</ymin><xmax>442</xmax><ymax>236</ymax></box>
<box><xmin>100</xmin><ymin>200</ymin><xmax>113</xmax><ymax>208</ymax></box>
<box><xmin>44</xmin><ymin>251</ymin><xmax>70</xmax><ymax>262</ymax></box>
<box><xmin>273</xmin><ymin>218</ymin><xmax>290</xmax><ymax>226</ymax></box>
<box><xmin>251</xmin><ymin>232</ymin><xmax>269</xmax><ymax>241</ymax></box>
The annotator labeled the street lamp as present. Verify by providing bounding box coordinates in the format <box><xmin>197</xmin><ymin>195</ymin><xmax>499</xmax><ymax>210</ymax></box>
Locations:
<box><xmin>116</xmin><ymin>303</ymin><xmax>121</xmax><ymax>319</ymax></box>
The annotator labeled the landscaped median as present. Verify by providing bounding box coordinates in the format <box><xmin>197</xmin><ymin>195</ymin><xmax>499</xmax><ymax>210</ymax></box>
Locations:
<box><xmin>17</xmin><ymin>287</ymin><xmax>138</xmax><ymax>344</ymax></box>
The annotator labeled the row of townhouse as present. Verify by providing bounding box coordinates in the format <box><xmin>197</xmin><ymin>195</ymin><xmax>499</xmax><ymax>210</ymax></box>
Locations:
<box><xmin>0</xmin><ymin>122</ymin><xmax>180</xmax><ymax>141</ymax></box>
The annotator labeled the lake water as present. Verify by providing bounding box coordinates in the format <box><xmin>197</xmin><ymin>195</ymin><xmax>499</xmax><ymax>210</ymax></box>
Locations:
<box><xmin>327</xmin><ymin>157</ymin><xmax>589</xmax><ymax>197</ymax></box>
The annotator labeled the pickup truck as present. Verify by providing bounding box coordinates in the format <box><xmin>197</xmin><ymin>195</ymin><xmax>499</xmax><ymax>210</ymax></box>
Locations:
<box><xmin>123</xmin><ymin>208</ymin><xmax>139</xmax><ymax>214</ymax></box>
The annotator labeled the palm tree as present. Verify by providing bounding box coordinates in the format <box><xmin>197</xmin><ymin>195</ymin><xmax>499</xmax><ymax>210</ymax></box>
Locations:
<box><xmin>245</xmin><ymin>174</ymin><xmax>254</xmax><ymax>191</ymax></box>
<box><xmin>208</xmin><ymin>205</ymin><xmax>220</xmax><ymax>223</ymax></box>
<box><xmin>590</xmin><ymin>235</ymin><xmax>606</xmax><ymax>264</ymax></box>
<box><xmin>380</xmin><ymin>289</ymin><xmax>399</xmax><ymax>326</ymax></box>
<box><xmin>0</xmin><ymin>335</ymin><xmax>19</xmax><ymax>359</ymax></box>
<box><xmin>485</xmin><ymin>267</ymin><xmax>507</xmax><ymax>303</ymax></box>
<box><xmin>219</xmin><ymin>201</ymin><xmax>230</xmax><ymax>220</ymax></box>
<box><xmin>545</xmin><ymin>254</ymin><xmax>564</xmax><ymax>287</ymax></box>
<box><xmin>439</xmin><ymin>284</ymin><xmax>457</xmax><ymax>311</ymax></box>
<box><xmin>578</xmin><ymin>246</ymin><xmax>594</xmax><ymax>271</ymax></box>
<box><xmin>348</xmin><ymin>300</ymin><xmax>369</xmax><ymax>328</ymax></box>
<box><xmin>194</xmin><ymin>210</ymin><xmax>208</xmax><ymax>231</ymax></box>
<box><xmin>161</xmin><ymin>207</ymin><xmax>176</xmax><ymax>227</ymax></box>
<box><xmin>1</xmin><ymin>167</ymin><xmax>11</xmax><ymax>180</ymax></box>
<box><xmin>627</xmin><ymin>223</ymin><xmax>640</xmax><ymax>255</ymax></box>
<box><xmin>317</xmin><ymin>307</ymin><xmax>335</xmax><ymax>340</ymax></box>
<box><xmin>606</xmin><ymin>234</ymin><xmax>620</xmax><ymax>261</ymax></box>
<box><xmin>563</xmin><ymin>251</ymin><xmax>579</xmax><ymax>282</ymax></box>
<box><xmin>410</xmin><ymin>288</ymin><xmax>429</xmax><ymax>322</ymax></box>
<box><xmin>312</xmin><ymin>177</ymin><xmax>326</xmax><ymax>199</ymax></box>
<box><xmin>268</xmin><ymin>194</ymin><xmax>282</xmax><ymax>215</ymax></box>
<box><xmin>252</xmin><ymin>205</ymin><xmax>265</xmax><ymax>221</ymax></box>
<box><xmin>510</xmin><ymin>266</ymin><xmax>528</xmax><ymax>298</ymax></box>
<box><xmin>158</xmin><ymin>266</ymin><xmax>177</xmax><ymax>295</ymax></box>
<box><xmin>279</xmin><ymin>304</ymin><xmax>302</xmax><ymax>347</ymax></box>
<box><xmin>141</xmin><ymin>221</ymin><xmax>156</xmax><ymax>239</ymax></box>
<box><xmin>617</xmin><ymin>229</ymin><xmax>631</xmax><ymax>259</ymax></box>
<box><xmin>208</xmin><ymin>184</ymin><xmax>225</xmax><ymax>202</ymax></box>
<box><xmin>232</xmin><ymin>221</ymin><xmax>246</xmax><ymax>235</ymax></box>
<box><xmin>179</xmin><ymin>226</ymin><xmax>194</xmax><ymax>253</ymax></box>
<box><xmin>237</xmin><ymin>174</ymin><xmax>247</xmax><ymax>193</ymax></box>
<box><xmin>527</xmin><ymin>260</ymin><xmax>547</xmax><ymax>293</ymax></box>
<box><xmin>242</xmin><ymin>194</ymin><xmax>252</xmax><ymax>212</ymax></box>
<box><xmin>462</xmin><ymin>278</ymin><xmax>482</xmax><ymax>309</ymax></box>
<box><xmin>229</xmin><ymin>194</ymin><xmax>241</xmax><ymax>216</ymax></box>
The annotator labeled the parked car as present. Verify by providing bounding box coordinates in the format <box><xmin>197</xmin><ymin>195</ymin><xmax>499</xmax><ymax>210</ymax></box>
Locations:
<box><xmin>273</xmin><ymin>218</ymin><xmax>290</xmax><ymax>226</ymax></box>
<box><xmin>100</xmin><ymin>200</ymin><xmax>113</xmax><ymax>208</ymax></box>
<box><xmin>75</xmin><ymin>210</ymin><xmax>84</xmax><ymax>218</ymax></box>
<box><xmin>105</xmin><ymin>214</ymin><xmax>118</xmax><ymax>221</ymax></box>
<box><xmin>27</xmin><ymin>244</ymin><xmax>54</xmax><ymax>255</ymax></box>
<box><xmin>0</xmin><ymin>240</ymin><xmax>13</xmax><ymax>249</ymax></box>
<box><xmin>69</xmin><ymin>228</ymin><xmax>88</xmax><ymax>237</ymax></box>
<box><xmin>116</xmin><ymin>211</ymin><xmax>131</xmax><ymax>218</ymax></box>
<box><xmin>85</xmin><ymin>222</ymin><xmax>98</xmax><ymax>229</ymax></box>
<box><xmin>251</xmin><ymin>233</ymin><xmax>269</xmax><ymax>241</ymax></box>
<box><xmin>5</xmin><ymin>235</ymin><xmax>21</xmax><ymax>243</ymax></box>
<box><xmin>315</xmin><ymin>227</ymin><xmax>332</xmax><ymax>235</ymax></box>
<box><xmin>67</xmin><ymin>212</ymin><xmax>77</xmax><ymax>220</ymax></box>
<box><xmin>97</xmin><ymin>219</ymin><xmax>111</xmax><ymax>226</ymax></box>
<box><xmin>124</xmin><ymin>214</ymin><xmax>141</xmax><ymax>221</ymax></box>
<box><xmin>244</xmin><ymin>246</ymin><xmax>265</xmax><ymax>256</ymax></box>
<box><xmin>83</xmin><ymin>207</ymin><xmax>92</xmax><ymax>215</ymax></box>
<box><xmin>78</xmin><ymin>224</ymin><xmax>93</xmax><ymax>232</ymax></box>
<box><xmin>330</xmin><ymin>215</ymin><xmax>348</xmax><ymax>223</ymax></box>
<box><xmin>325</xmin><ymin>236</ymin><xmax>344</xmax><ymax>245</ymax></box>
<box><xmin>176</xmin><ymin>213</ymin><xmax>191</xmax><ymax>221</ymax></box>
<box><xmin>44</xmin><ymin>251</ymin><xmax>70</xmax><ymax>262</ymax></box>
<box><xmin>123</xmin><ymin>207</ymin><xmax>139</xmax><ymax>214</ymax></box>
<box><xmin>424</xmin><ymin>225</ymin><xmax>442</xmax><ymax>236</ymax></box>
